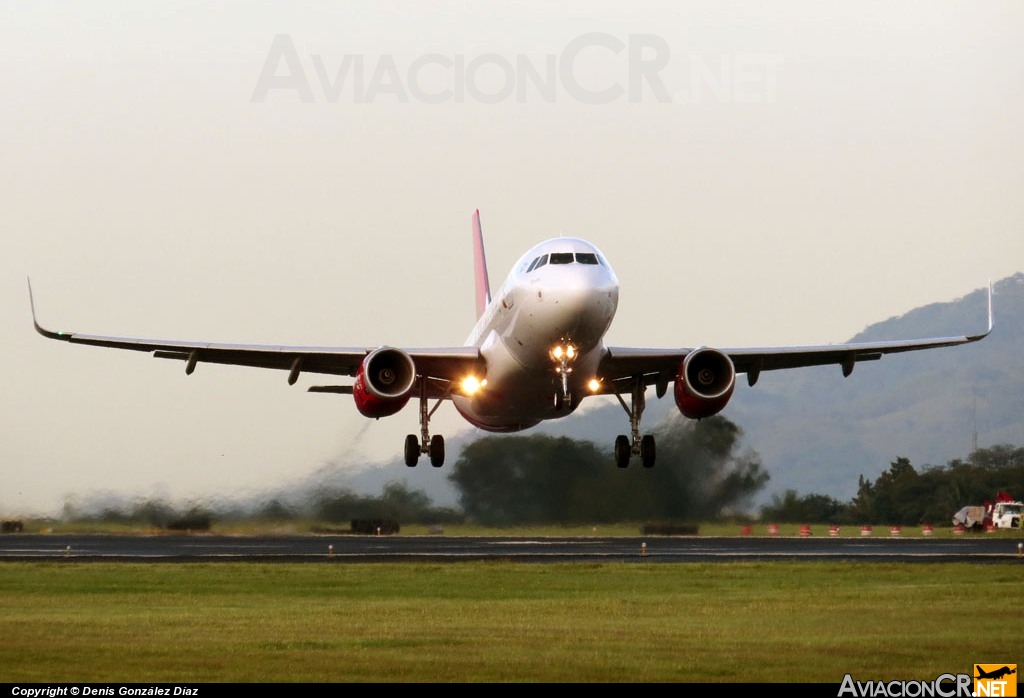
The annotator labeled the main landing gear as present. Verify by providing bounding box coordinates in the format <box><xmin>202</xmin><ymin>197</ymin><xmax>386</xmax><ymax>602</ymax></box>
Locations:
<box><xmin>405</xmin><ymin>378</ymin><xmax>446</xmax><ymax>467</ymax></box>
<box><xmin>611</xmin><ymin>376</ymin><xmax>656</xmax><ymax>468</ymax></box>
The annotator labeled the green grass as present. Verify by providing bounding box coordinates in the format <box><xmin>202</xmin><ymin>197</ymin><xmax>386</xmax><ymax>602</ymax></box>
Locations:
<box><xmin>1</xmin><ymin>560</ymin><xmax>1022</xmax><ymax>682</ymax></box>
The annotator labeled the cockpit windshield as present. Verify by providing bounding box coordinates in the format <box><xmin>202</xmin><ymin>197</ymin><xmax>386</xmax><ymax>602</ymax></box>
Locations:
<box><xmin>525</xmin><ymin>251</ymin><xmax>605</xmax><ymax>272</ymax></box>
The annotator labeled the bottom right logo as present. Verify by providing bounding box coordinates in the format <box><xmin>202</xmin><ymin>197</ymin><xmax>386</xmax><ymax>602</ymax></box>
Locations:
<box><xmin>975</xmin><ymin>665</ymin><xmax>1017</xmax><ymax>697</ymax></box>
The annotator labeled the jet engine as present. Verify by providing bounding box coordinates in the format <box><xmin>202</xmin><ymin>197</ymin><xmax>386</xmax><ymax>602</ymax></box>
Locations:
<box><xmin>674</xmin><ymin>347</ymin><xmax>736</xmax><ymax>419</ymax></box>
<box><xmin>352</xmin><ymin>347</ymin><xmax>417</xmax><ymax>418</ymax></box>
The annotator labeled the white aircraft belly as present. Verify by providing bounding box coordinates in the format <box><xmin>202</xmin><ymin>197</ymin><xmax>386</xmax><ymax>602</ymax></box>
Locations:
<box><xmin>451</xmin><ymin>332</ymin><xmax>603</xmax><ymax>432</ymax></box>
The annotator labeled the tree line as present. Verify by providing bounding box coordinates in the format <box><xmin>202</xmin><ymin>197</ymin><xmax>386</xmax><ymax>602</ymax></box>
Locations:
<box><xmin>57</xmin><ymin>414</ymin><xmax>768</xmax><ymax>528</ymax></box>
<box><xmin>760</xmin><ymin>445</ymin><xmax>1024</xmax><ymax>525</ymax></box>
<box><xmin>55</xmin><ymin>421</ymin><xmax>1023</xmax><ymax>528</ymax></box>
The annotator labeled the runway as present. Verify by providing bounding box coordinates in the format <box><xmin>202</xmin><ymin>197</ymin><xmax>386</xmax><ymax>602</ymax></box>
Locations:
<box><xmin>1</xmin><ymin>533</ymin><xmax>1022</xmax><ymax>562</ymax></box>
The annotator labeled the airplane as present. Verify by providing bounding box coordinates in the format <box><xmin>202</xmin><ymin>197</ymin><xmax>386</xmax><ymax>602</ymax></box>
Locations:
<box><xmin>975</xmin><ymin>667</ymin><xmax>1016</xmax><ymax>680</ymax></box>
<box><xmin>29</xmin><ymin>210</ymin><xmax>993</xmax><ymax>469</ymax></box>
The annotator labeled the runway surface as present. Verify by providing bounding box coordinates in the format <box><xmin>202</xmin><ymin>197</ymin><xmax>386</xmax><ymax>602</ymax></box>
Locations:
<box><xmin>1</xmin><ymin>533</ymin><xmax>1023</xmax><ymax>562</ymax></box>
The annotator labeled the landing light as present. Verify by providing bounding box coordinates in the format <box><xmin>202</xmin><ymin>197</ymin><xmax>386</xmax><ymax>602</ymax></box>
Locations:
<box><xmin>461</xmin><ymin>376</ymin><xmax>484</xmax><ymax>395</ymax></box>
<box><xmin>550</xmin><ymin>342</ymin><xmax>578</xmax><ymax>362</ymax></box>
<box><xmin>587</xmin><ymin>378</ymin><xmax>602</xmax><ymax>393</ymax></box>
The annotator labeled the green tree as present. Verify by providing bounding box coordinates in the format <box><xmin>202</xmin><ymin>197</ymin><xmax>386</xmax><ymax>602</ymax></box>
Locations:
<box><xmin>850</xmin><ymin>457</ymin><xmax>920</xmax><ymax>524</ymax></box>
<box><xmin>449</xmin><ymin>415</ymin><xmax>768</xmax><ymax>524</ymax></box>
<box><xmin>848</xmin><ymin>446</ymin><xmax>1024</xmax><ymax>525</ymax></box>
<box><xmin>760</xmin><ymin>490</ymin><xmax>848</xmax><ymax>523</ymax></box>
<box><xmin>312</xmin><ymin>483</ymin><xmax>459</xmax><ymax>524</ymax></box>
<box><xmin>448</xmin><ymin>435</ymin><xmax>613</xmax><ymax>524</ymax></box>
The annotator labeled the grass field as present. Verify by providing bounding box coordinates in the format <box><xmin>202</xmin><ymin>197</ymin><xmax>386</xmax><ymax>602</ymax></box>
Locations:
<box><xmin>1</xmin><ymin>559</ymin><xmax>1022</xmax><ymax>682</ymax></box>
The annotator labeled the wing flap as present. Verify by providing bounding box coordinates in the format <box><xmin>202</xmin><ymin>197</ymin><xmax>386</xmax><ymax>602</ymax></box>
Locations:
<box><xmin>601</xmin><ymin>283</ymin><xmax>992</xmax><ymax>386</ymax></box>
<box><xmin>88</xmin><ymin>332</ymin><xmax>483</xmax><ymax>379</ymax></box>
<box><xmin>726</xmin><ymin>332</ymin><xmax>986</xmax><ymax>376</ymax></box>
<box><xmin>603</xmin><ymin>331</ymin><xmax>988</xmax><ymax>386</ymax></box>
<box><xmin>29</xmin><ymin>280</ymin><xmax>482</xmax><ymax>384</ymax></box>
<box><xmin>63</xmin><ymin>332</ymin><xmax>370</xmax><ymax>375</ymax></box>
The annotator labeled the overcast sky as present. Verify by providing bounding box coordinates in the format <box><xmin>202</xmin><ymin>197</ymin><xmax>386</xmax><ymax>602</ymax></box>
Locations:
<box><xmin>4</xmin><ymin>2</ymin><xmax>1023</xmax><ymax>516</ymax></box>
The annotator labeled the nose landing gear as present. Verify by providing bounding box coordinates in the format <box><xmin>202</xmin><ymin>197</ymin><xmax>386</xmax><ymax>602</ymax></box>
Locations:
<box><xmin>551</xmin><ymin>340</ymin><xmax>577</xmax><ymax>412</ymax></box>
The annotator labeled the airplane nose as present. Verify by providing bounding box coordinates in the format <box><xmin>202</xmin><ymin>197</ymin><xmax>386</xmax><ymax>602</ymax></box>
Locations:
<box><xmin>538</xmin><ymin>267</ymin><xmax>619</xmax><ymax>339</ymax></box>
<box><xmin>546</xmin><ymin>282</ymin><xmax>618</xmax><ymax>310</ymax></box>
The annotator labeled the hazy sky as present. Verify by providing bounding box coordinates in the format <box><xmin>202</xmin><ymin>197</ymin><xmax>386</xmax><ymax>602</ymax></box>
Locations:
<box><xmin>4</xmin><ymin>2</ymin><xmax>1023</xmax><ymax>515</ymax></box>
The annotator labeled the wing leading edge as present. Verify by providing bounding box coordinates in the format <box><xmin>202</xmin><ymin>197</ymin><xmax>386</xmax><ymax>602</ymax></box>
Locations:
<box><xmin>27</xmin><ymin>279</ymin><xmax>482</xmax><ymax>393</ymax></box>
<box><xmin>601</xmin><ymin>283</ymin><xmax>993</xmax><ymax>389</ymax></box>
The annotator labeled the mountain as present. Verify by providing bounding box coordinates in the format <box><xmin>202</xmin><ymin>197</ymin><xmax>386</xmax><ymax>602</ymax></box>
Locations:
<box><xmin>716</xmin><ymin>273</ymin><xmax>1024</xmax><ymax>502</ymax></box>
<box><xmin>302</xmin><ymin>274</ymin><xmax>1024</xmax><ymax>509</ymax></box>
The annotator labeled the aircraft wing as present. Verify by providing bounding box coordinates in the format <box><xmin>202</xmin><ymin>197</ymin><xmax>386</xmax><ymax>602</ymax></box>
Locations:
<box><xmin>601</xmin><ymin>284</ymin><xmax>993</xmax><ymax>389</ymax></box>
<box><xmin>28</xmin><ymin>281</ymin><xmax>482</xmax><ymax>393</ymax></box>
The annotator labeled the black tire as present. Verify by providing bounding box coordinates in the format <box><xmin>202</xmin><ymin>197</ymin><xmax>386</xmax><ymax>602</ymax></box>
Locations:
<box><xmin>404</xmin><ymin>434</ymin><xmax>419</xmax><ymax>467</ymax></box>
<box><xmin>614</xmin><ymin>435</ymin><xmax>631</xmax><ymax>468</ymax></box>
<box><xmin>430</xmin><ymin>434</ymin><xmax>445</xmax><ymax>468</ymax></box>
<box><xmin>553</xmin><ymin>392</ymin><xmax>564</xmax><ymax>411</ymax></box>
<box><xmin>641</xmin><ymin>434</ymin><xmax>656</xmax><ymax>468</ymax></box>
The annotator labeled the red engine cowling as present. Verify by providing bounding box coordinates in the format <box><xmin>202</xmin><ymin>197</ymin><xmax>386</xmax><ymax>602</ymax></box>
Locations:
<box><xmin>352</xmin><ymin>347</ymin><xmax>417</xmax><ymax>418</ymax></box>
<box><xmin>674</xmin><ymin>347</ymin><xmax>736</xmax><ymax>419</ymax></box>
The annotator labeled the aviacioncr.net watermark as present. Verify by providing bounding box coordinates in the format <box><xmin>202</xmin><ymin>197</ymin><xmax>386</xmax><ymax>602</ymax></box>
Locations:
<box><xmin>250</xmin><ymin>33</ymin><xmax>784</xmax><ymax>105</ymax></box>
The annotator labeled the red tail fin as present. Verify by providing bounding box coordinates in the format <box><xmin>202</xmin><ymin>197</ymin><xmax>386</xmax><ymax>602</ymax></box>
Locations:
<box><xmin>472</xmin><ymin>209</ymin><xmax>491</xmax><ymax>319</ymax></box>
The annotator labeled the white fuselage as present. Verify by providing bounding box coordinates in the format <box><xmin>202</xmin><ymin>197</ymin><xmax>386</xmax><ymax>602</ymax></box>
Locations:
<box><xmin>452</xmin><ymin>238</ymin><xmax>619</xmax><ymax>431</ymax></box>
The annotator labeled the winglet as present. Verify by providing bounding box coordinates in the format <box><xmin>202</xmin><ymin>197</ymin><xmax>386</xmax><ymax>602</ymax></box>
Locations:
<box><xmin>985</xmin><ymin>279</ymin><xmax>994</xmax><ymax>332</ymax></box>
<box><xmin>471</xmin><ymin>209</ymin><xmax>492</xmax><ymax>320</ymax></box>
<box><xmin>967</xmin><ymin>280</ymin><xmax>995</xmax><ymax>343</ymax></box>
<box><xmin>27</xmin><ymin>277</ymin><xmax>67</xmax><ymax>341</ymax></box>
<box><xmin>987</xmin><ymin>279</ymin><xmax>994</xmax><ymax>333</ymax></box>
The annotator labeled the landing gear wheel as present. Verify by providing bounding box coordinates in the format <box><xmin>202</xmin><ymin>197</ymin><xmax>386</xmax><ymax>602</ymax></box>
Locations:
<box><xmin>614</xmin><ymin>435</ymin><xmax>631</xmax><ymax>468</ymax></box>
<box><xmin>611</xmin><ymin>375</ymin><xmax>649</xmax><ymax>470</ymax></box>
<box><xmin>404</xmin><ymin>434</ymin><xmax>419</xmax><ymax>467</ymax></box>
<box><xmin>553</xmin><ymin>391</ymin><xmax>564</xmax><ymax>411</ymax></box>
<box><xmin>640</xmin><ymin>434</ymin><xmax>656</xmax><ymax>468</ymax></box>
<box><xmin>429</xmin><ymin>434</ymin><xmax>445</xmax><ymax>468</ymax></box>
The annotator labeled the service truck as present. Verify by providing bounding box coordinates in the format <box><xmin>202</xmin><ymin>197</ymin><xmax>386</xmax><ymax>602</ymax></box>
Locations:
<box><xmin>952</xmin><ymin>492</ymin><xmax>1023</xmax><ymax>530</ymax></box>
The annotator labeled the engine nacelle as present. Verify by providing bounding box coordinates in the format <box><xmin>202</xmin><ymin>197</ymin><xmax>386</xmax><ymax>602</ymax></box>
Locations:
<box><xmin>674</xmin><ymin>347</ymin><xmax>736</xmax><ymax>419</ymax></box>
<box><xmin>352</xmin><ymin>347</ymin><xmax>417</xmax><ymax>418</ymax></box>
